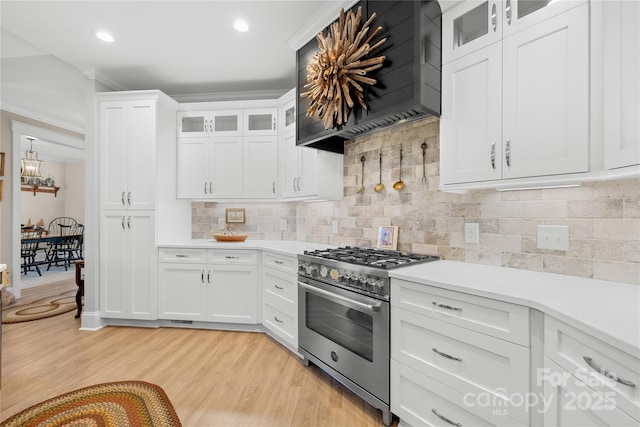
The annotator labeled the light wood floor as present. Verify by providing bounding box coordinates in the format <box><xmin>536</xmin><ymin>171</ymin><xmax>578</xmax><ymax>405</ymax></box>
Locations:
<box><xmin>1</xmin><ymin>284</ymin><xmax>397</xmax><ymax>426</ymax></box>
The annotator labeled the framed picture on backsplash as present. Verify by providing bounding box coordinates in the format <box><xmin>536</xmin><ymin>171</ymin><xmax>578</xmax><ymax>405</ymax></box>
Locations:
<box><xmin>225</xmin><ymin>208</ymin><xmax>246</xmax><ymax>224</ymax></box>
<box><xmin>377</xmin><ymin>226</ymin><xmax>398</xmax><ymax>250</ymax></box>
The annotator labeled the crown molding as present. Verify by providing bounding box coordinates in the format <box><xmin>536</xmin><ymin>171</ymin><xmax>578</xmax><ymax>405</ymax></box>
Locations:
<box><xmin>286</xmin><ymin>0</ymin><xmax>358</xmax><ymax>51</ymax></box>
<box><xmin>170</xmin><ymin>89</ymin><xmax>289</xmax><ymax>103</ymax></box>
<box><xmin>1</xmin><ymin>103</ymin><xmax>84</xmax><ymax>135</ymax></box>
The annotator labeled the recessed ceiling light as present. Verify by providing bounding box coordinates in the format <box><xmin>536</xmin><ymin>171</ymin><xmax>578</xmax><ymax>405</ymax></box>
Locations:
<box><xmin>233</xmin><ymin>19</ymin><xmax>249</xmax><ymax>32</ymax></box>
<box><xmin>96</xmin><ymin>31</ymin><xmax>114</xmax><ymax>43</ymax></box>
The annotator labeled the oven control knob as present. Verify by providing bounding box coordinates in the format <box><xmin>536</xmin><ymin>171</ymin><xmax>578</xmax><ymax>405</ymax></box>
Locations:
<box><xmin>339</xmin><ymin>274</ymin><xmax>349</xmax><ymax>284</ymax></box>
<box><xmin>374</xmin><ymin>281</ymin><xmax>384</xmax><ymax>294</ymax></box>
<box><xmin>305</xmin><ymin>265</ymin><xmax>318</xmax><ymax>276</ymax></box>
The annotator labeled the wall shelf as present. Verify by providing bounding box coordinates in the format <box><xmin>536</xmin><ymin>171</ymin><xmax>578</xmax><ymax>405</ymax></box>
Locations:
<box><xmin>21</xmin><ymin>184</ymin><xmax>60</xmax><ymax>197</ymax></box>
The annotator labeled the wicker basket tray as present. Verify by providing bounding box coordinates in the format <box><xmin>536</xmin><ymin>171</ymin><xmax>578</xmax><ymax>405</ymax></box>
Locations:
<box><xmin>212</xmin><ymin>233</ymin><xmax>248</xmax><ymax>242</ymax></box>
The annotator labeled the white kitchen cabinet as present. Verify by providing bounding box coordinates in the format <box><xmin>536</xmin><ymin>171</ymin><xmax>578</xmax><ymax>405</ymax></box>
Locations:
<box><xmin>545</xmin><ymin>316</ymin><xmax>640</xmax><ymax>422</ymax></box>
<box><xmin>261</xmin><ymin>251</ymin><xmax>299</xmax><ymax>351</ymax></box>
<box><xmin>158</xmin><ymin>248</ymin><xmax>258</xmax><ymax>324</ymax></box>
<box><xmin>100</xmin><ymin>211</ymin><xmax>157</xmax><ymax>320</ymax></box>
<box><xmin>243</xmin><ymin>135</ymin><xmax>278</xmax><ymax>199</ymax></box>
<box><xmin>440</xmin><ymin>1</ymin><xmax>590</xmax><ymax>188</ymax></box>
<box><xmin>243</xmin><ymin>108</ymin><xmax>277</xmax><ymax>136</ymax></box>
<box><xmin>177</xmin><ymin>107</ymin><xmax>277</xmax><ymax>200</ymax></box>
<box><xmin>390</xmin><ymin>278</ymin><xmax>530</xmax><ymax>426</ymax></box>
<box><xmin>543</xmin><ymin>357</ymin><xmax>639</xmax><ymax>427</ymax></box>
<box><xmin>177</xmin><ymin>110</ymin><xmax>242</xmax><ymax>137</ymax></box>
<box><xmin>99</xmin><ymin>99</ymin><xmax>157</xmax><ymax>210</ymax></box>
<box><xmin>603</xmin><ymin>1</ymin><xmax>640</xmax><ymax>171</ymax></box>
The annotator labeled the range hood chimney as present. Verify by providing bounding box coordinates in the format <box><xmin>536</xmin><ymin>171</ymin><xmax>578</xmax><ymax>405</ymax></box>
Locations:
<box><xmin>296</xmin><ymin>0</ymin><xmax>442</xmax><ymax>153</ymax></box>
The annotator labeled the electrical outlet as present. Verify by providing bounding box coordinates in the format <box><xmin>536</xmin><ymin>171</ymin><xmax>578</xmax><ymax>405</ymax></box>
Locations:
<box><xmin>218</xmin><ymin>218</ymin><xmax>226</xmax><ymax>230</ymax></box>
<box><xmin>279</xmin><ymin>219</ymin><xmax>287</xmax><ymax>231</ymax></box>
<box><xmin>464</xmin><ymin>223</ymin><xmax>479</xmax><ymax>244</ymax></box>
<box><xmin>537</xmin><ymin>225</ymin><xmax>569</xmax><ymax>250</ymax></box>
<box><xmin>332</xmin><ymin>221</ymin><xmax>338</xmax><ymax>234</ymax></box>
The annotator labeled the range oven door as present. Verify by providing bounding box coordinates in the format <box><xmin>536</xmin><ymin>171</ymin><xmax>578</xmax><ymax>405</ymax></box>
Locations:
<box><xmin>298</xmin><ymin>275</ymin><xmax>390</xmax><ymax>403</ymax></box>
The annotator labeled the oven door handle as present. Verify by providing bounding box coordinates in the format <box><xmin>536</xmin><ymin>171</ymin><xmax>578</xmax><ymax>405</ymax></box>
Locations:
<box><xmin>298</xmin><ymin>282</ymin><xmax>382</xmax><ymax>312</ymax></box>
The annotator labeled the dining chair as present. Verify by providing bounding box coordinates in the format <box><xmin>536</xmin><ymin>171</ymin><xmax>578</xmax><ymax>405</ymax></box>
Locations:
<box><xmin>46</xmin><ymin>223</ymin><xmax>83</xmax><ymax>271</ymax></box>
<box><xmin>21</xmin><ymin>229</ymin><xmax>44</xmax><ymax>276</ymax></box>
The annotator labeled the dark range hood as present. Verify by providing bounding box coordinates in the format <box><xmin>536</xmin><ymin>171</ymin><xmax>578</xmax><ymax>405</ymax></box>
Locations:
<box><xmin>296</xmin><ymin>0</ymin><xmax>442</xmax><ymax>154</ymax></box>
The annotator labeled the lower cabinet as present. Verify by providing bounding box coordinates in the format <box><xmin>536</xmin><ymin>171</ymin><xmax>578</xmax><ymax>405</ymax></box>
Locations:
<box><xmin>158</xmin><ymin>248</ymin><xmax>258</xmax><ymax>324</ymax></box>
<box><xmin>261</xmin><ymin>251</ymin><xmax>299</xmax><ymax>351</ymax></box>
<box><xmin>390</xmin><ymin>279</ymin><xmax>530</xmax><ymax>426</ymax></box>
<box><xmin>100</xmin><ymin>211</ymin><xmax>157</xmax><ymax>320</ymax></box>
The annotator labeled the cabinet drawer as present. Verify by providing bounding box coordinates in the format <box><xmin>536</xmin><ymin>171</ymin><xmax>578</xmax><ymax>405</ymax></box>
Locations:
<box><xmin>544</xmin><ymin>357</ymin><xmax>639</xmax><ymax>427</ymax></box>
<box><xmin>263</xmin><ymin>267</ymin><xmax>296</xmax><ymax>308</ymax></box>
<box><xmin>545</xmin><ymin>316</ymin><xmax>640</xmax><ymax>421</ymax></box>
<box><xmin>159</xmin><ymin>248</ymin><xmax>207</xmax><ymax>263</ymax></box>
<box><xmin>263</xmin><ymin>251</ymin><xmax>297</xmax><ymax>275</ymax></box>
<box><xmin>392</xmin><ymin>279</ymin><xmax>529</xmax><ymax>346</ymax></box>
<box><xmin>207</xmin><ymin>249</ymin><xmax>257</xmax><ymax>265</ymax></box>
<box><xmin>391</xmin><ymin>360</ymin><xmax>525</xmax><ymax>427</ymax></box>
<box><xmin>392</xmin><ymin>306</ymin><xmax>530</xmax><ymax>425</ymax></box>
<box><xmin>263</xmin><ymin>299</ymin><xmax>296</xmax><ymax>348</ymax></box>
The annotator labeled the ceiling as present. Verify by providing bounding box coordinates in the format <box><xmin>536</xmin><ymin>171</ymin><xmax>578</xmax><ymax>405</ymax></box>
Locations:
<box><xmin>1</xmin><ymin>1</ymin><xmax>349</xmax><ymax>98</ymax></box>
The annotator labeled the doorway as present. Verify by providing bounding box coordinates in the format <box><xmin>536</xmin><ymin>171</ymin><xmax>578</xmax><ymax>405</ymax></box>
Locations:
<box><xmin>11</xmin><ymin>121</ymin><xmax>84</xmax><ymax>299</ymax></box>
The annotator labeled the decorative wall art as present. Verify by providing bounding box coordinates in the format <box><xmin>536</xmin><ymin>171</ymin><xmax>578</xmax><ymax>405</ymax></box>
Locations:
<box><xmin>301</xmin><ymin>6</ymin><xmax>387</xmax><ymax>129</ymax></box>
<box><xmin>377</xmin><ymin>226</ymin><xmax>398</xmax><ymax>250</ymax></box>
<box><xmin>225</xmin><ymin>208</ymin><xmax>246</xmax><ymax>224</ymax></box>
<box><xmin>0</xmin><ymin>152</ymin><xmax>5</xmax><ymax>177</ymax></box>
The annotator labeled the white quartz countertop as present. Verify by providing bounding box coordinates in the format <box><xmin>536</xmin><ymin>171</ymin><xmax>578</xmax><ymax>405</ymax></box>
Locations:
<box><xmin>389</xmin><ymin>260</ymin><xmax>640</xmax><ymax>356</ymax></box>
<box><xmin>158</xmin><ymin>239</ymin><xmax>335</xmax><ymax>257</ymax></box>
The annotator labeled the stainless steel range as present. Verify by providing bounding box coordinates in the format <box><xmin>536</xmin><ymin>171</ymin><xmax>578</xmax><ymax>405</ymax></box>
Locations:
<box><xmin>297</xmin><ymin>246</ymin><xmax>439</xmax><ymax>426</ymax></box>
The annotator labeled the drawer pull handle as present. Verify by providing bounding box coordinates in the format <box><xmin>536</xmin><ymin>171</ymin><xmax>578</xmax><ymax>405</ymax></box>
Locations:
<box><xmin>201</xmin><ymin>270</ymin><xmax>204</xmax><ymax>284</ymax></box>
<box><xmin>274</xmin><ymin>260</ymin><xmax>284</xmax><ymax>265</ymax></box>
<box><xmin>274</xmin><ymin>316</ymin><xmax>284</xmax><ymax>324</ymax></box>
<box><xmin>433</xmin><ymin>347</ymin><xmax>462</xmax><ymax>362</ymax></box>
<box><xmin>583</xmin><ymin>356</ymin><xmax>636</xmax><ymax>388</ymax></box>
<box><xmin>175</xmin><ymin>254</ymin><xmax>190</xmax><ymax>258</ymax></box>
<box><xmin>274</xmin><ymin>284</ymin><xmax>284</xmax><ymax>290</ymax></box>
<box><xmin>432</xmin><ymin>302</ymin><xmax>462</xmax><ymax>312</ymax></box>
<box><xmin>432</xmin><ymin>409</ymin><xmax>462</xmax><ymax>427</ymax></box>
<box><xmin>225</xmin><ymin>256</ymin><xmax>239</xmax><ymax>259</ymax></box>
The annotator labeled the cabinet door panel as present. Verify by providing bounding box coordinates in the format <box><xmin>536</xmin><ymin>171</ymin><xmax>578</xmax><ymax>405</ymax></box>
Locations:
<box><xmin>243</xmin><ymin>136</ymin><xmax>277</xmax><ymax>198</ymax></box>
<box><xmin>298</xmin><ymin>145</ymin><xmax>319</xmax><ymax>197</ymax></box>
<box><xmin>441</xmin><ymin>42</ymin><xmax>502</xmax><ymax>185</ymax></box>
<box><xmin>178</xmin><ymin>111</ymin><xmax>209</xmax><ymax>137</ymax></box>
<box><xmin>502</xmin><ymin>4</ymin><xmax>589</xmax><ymax>179</ymax></box>
<box><xmin>127</xmin><ymin>101</ymin><xmax>157</xmax><ymax>209</ymax></box>
<box><xmin>281</xmin><ymin>131</ymin><xmax>301</xmax><ymax>198</ymax></box>
<box><xmin>100</xmin><ymin>103</ymin><xmax>129</xmax><ymax>210</ymax></box>
<box><xmin>128</xmin><ymin>213</ymin><xmax>157</xmax><ymax>319</ymax></box>
<box><xmin>244</xmin><ymin>109</ymin><xmax>277</xmax><ymax>136</ymax></box>
<box><xmin>100</xmin><ymin>213</ymin><xmax>128</xmax><ymax>317</ymax></box>
<box><xmin>177</xmin><ymin>137</ymin><xmax>208</xmax><ymax>198</ymax></box>
<box><xmin>206</xmin><ymin>266</ymin><xmax>257</xmax><ymax>324</ymax></box>
<box><xmin>211</xmin><ymin>136</ymin><xmax>243</xmax><ymax>198</ymax></box>
<box><xmin>159</xmin><ymin>264</ymin><xmax>206</xmax><ymax>321</ymax></box>
<box><xmin>604</xmin><ymin>1</ymin><xmax>640</xmax><ymax>170</ymax></box>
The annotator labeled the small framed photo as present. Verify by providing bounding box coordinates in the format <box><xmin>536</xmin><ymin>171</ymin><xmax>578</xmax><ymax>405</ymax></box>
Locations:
<box><xmin>225</xmin><ymin>208</ymin><xmax>246</xmax><ymax>224</ymax></box>
<box><xmin>0</xmin><ymin>152</ymin><xmax>5</xmax><ymax>177</ymax></box>
<box><xmin>377</xmin><ymin>226</ymin><xmax>398</xmax><ymax>250</ymax></box>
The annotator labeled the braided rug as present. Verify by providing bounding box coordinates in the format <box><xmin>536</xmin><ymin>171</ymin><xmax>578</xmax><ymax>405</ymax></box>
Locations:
<box><xmin>1</xmin><ymin>381</ymin><xmax>182</xmax><ymax>427</ymax></box>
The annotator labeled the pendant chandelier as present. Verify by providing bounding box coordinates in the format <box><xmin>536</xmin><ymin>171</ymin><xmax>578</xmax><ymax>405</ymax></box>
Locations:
<box><xmin>21</xmin><ymin>136</ymin><xmax>43</xmax><ymax>179</ymax></box>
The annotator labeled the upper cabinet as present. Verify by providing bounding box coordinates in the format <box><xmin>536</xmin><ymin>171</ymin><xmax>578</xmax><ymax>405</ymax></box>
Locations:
<box><xmin>603</xmin><ymin>0</ymin><xmax>640</xmax><ymax>171</ymax></box>
<box><xmin>99</xmin><ymin>99</ymin><xmax>158</xmax><ymax>210</ymax></box>
<box><xmin>440</xmin><ymin>0</ymin><xmax>590</xmax><ymax>189</ymax></box>
<box><xmin>278</xmin><ymin>89</ymin><xmax>343</xmax><ymax>201</ymax></box>
<box><xmin>178</xmin><ymin>110</ymin><xmax>243</xmax><ymax>137</ymax></box>
<box><xmin>177</xmin><ymin>107</ymin><xmax>277</xmax><ymax>200</ymax></box>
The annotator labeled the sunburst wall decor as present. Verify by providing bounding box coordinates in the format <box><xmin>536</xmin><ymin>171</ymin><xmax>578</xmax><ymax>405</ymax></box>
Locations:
<box><xmin>301</xmin><ymin>6</ymin><xmax>387</xmax><ymax>130</ymax></box>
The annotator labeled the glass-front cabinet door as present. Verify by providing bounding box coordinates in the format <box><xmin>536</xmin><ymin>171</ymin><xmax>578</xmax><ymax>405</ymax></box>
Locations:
<box><xmin>243</xmin><ymin>109</ymin><xmax>277</xmax><ymax>136</ymax></box>
<box><xmin>178</xmin><ymin>111</ymin><xmax>209</xmax><ymax>138</ymax></box>
<box><xmin>211</xmin><ymin>110</ymin><xmax>242</xmax><ymax>136</ymax></box>
<box><xmin>502</xmin><ymin>0</ymin><xmax>587</xmax><ymax>37</ymax></box>
<box><xmin>443</xmin><ymin>0</ymin><xmax>503</xmax><ymax>64</ymax></box>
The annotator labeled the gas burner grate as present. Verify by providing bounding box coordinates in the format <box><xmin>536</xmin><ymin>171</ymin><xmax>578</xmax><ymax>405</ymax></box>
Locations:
<box><xmin>303</xmin><ymin>246</ymin><xmax>439</xmax><ymax>269</ymax></box>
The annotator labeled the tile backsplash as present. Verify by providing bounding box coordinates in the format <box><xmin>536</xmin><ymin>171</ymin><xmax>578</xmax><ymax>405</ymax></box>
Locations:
<box><xmin>192</xmin><ymin>117</ymin><xmax>640</xmax><ymax>285</ymax></box>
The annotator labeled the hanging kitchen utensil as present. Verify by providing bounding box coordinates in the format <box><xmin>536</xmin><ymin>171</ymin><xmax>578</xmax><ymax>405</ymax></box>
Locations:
<box><xmin>421</xmin><ymin>142</ymin><xmax>427</xmax><ymax>183</ymax></box>
<box><xmin>357</xmin><ymin>156</ymin><xmax>366</xmax><ymax>194</ymax></box>
<box><xmin>374</xmin><ymin>152</ymin><xmax>385</xmax><ymax>193</ymax></box>
<box><xmin>393</xmin><ymin>147</ymin><xmax>405</xmax><ymax>191</ymax></box>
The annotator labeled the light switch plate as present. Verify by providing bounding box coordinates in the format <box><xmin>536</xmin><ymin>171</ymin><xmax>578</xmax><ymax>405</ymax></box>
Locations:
<box><xmin>218</xmin><ymin>218</ymin><xmax>226</xmax><ymax>230</ymax></box>
<box><xmin>537</xmin><ymin>225</ymin><xmax>569</xmax><ymax>251</ymax></box>
<box><xmin>279</xmin><ymin>219</ymin><xmax>287</xmax><ymax>231</ymax></box>
<box><xmin>332</xmin><ymin>221</ymin><xmax>338</xmax><ymax>234</ymax></box>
